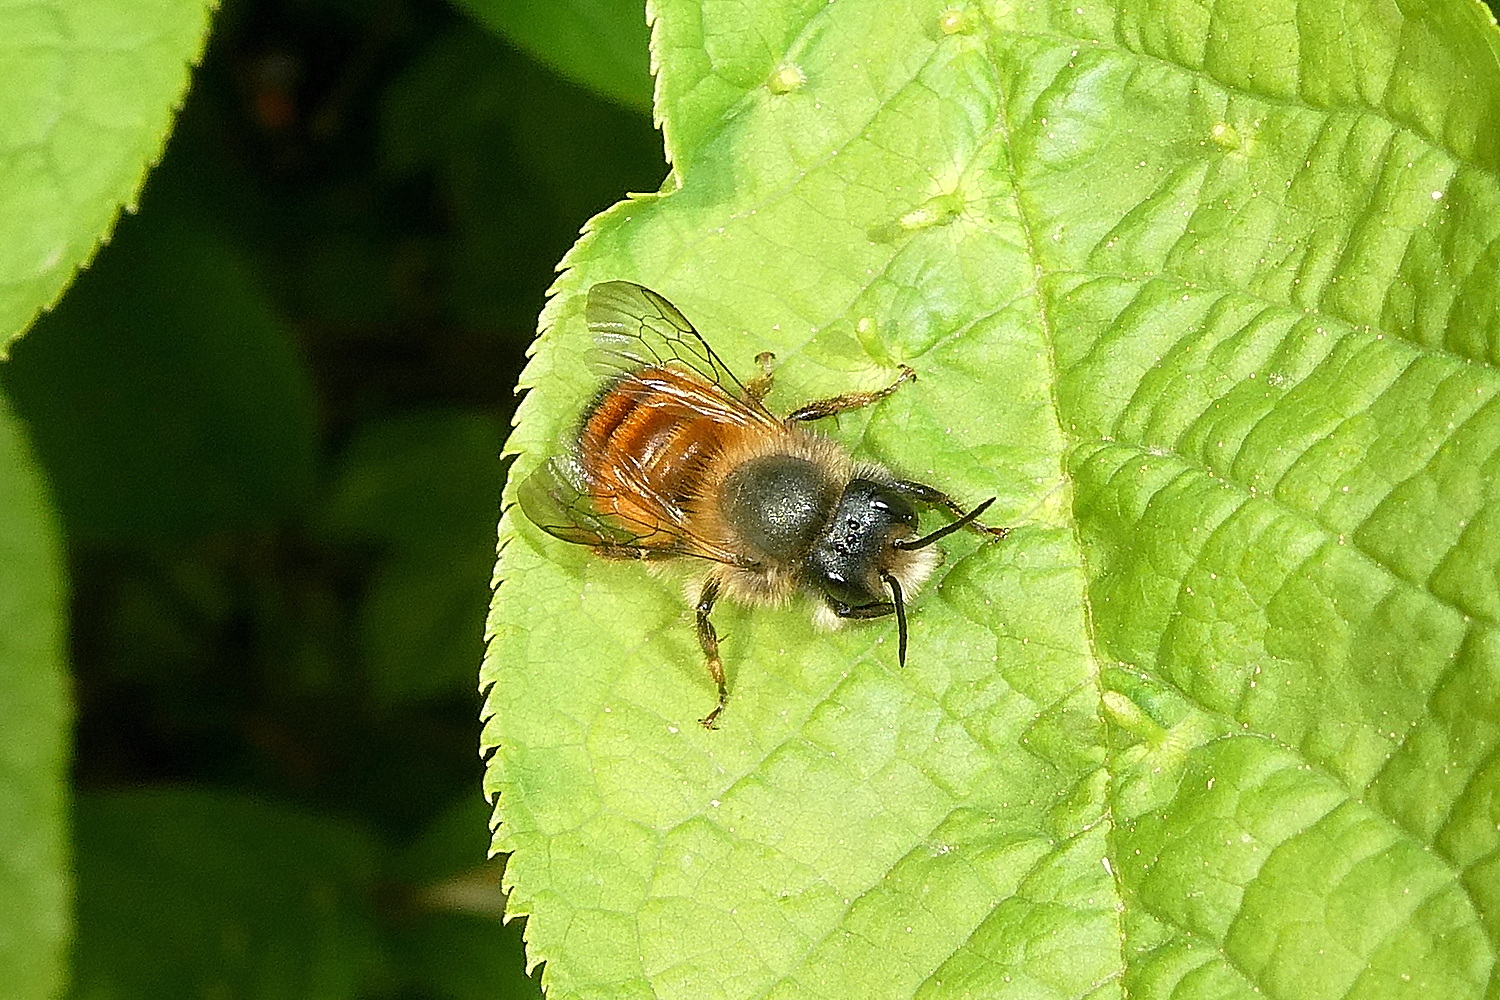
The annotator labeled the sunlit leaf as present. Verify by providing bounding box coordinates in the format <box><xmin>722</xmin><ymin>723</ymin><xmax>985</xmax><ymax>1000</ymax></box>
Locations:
<box><xmin>485</xmin><ymin>1</ymin><xmax>1500</xmax><ymax>997</ymax></box>
<box><xmin>0</xmin><ymin>0</ymin><xmax>214</xmax><ymax>353</ymax></box>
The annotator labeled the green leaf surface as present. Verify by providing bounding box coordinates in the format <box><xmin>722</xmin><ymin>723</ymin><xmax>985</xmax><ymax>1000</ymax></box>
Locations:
<box><xmin>484</xmin><ymin>1</ymin><xmax>1500</xmax><ymax>997</ymax></box>
<box><xmin>451</xmin><ymin>0</ymin><xmax>653</xmax><ymax>112</ymax></box>
<box><xmin>0</xmin><ymin>389</ymin><xmax>69</xmax><ymax>1000</ymax></box>
<box><xmin>0</xmin><ymin>0</ymin><xmax>214</xmax><ymax>354</ymax></box>
<box><xmin>72</xmin><ymin>789</ymin><xmax>383</xmax><ymax>1000</ymax></box>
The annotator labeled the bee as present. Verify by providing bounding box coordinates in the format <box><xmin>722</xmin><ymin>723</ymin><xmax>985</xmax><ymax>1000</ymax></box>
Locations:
<box><xmin>517</xmin><ymin>281</ymin><xmax>1006</xmax><ymax>728</ymax></box>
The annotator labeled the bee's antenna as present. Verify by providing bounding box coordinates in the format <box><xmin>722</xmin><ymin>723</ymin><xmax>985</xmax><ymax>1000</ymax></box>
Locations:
<box><xmin>894</xmin><ymin>497</ymin><xmax>996</xmax><ymax>550</ymax></box>
<box><xmin>883</xmin><ymin>572</ymin><xmax>908</xmax><ymax>667</ymax></box>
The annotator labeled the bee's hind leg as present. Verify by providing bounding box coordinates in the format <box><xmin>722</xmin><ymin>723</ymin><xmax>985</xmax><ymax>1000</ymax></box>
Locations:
<box><xmin>694</xmin><ymin>579</ymin><xmax>728</xmax><ymax>729</ymax></box>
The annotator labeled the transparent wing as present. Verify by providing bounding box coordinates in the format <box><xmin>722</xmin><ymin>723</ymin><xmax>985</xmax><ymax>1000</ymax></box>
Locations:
<box><xmin>596</xmin><ymin>364</ymin><xmax>780</xmax><ymax>431</ymax></box>
<box><xmin>515</xmin><ymin>455</ymin><xmax>746</xmax><ymax>566</ymax></box>
<box><xmin>515</xmin><ymin>280</ymin><xmax>785</xmax><ymax>564</ymax></box>
<box><xmin>515</xmin><ymin>456</ymin><xmax>642</xmax><ymax>548</ymax></box>
<box><xmin>587</xmin><ymin>280</ymin><xmax>771</xmax><ymax>416</ymax></box>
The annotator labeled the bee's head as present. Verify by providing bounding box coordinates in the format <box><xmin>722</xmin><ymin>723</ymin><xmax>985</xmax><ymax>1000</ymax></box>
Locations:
<box><xmin>805</xmin><ymin>479</ymin><xmax>941</xmax><ymax>661</ymax></box>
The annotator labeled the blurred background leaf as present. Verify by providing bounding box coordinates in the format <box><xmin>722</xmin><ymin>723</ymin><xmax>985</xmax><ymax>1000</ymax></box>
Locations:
<box><xmin>383</xmin><ymin>797</ymin><xmax>542</xmax><ymax>1000</ymax></box>
<box><xmin>317</xmin><ymin>410</ymin><xmax>503</xmax><ymax>704</ymax></box>
<box><xmin>448</xmin><ymin>0</ymin><xmax>653</xmax><ymax>112</ymax></box>
<box><xmin>72</xmin><ymin>790</ymin><xmax>384</xmax><ymax>1000</ymax></box>
<box><xmin>0</xmin><ymin>394</ymin><xmax>69</xmax><ymax>1000</ymax></box>
<box><xmin>3</xmin><ymin>209</ymin><xmax>319</xmax><ymax>546</ymax></box>
<box><xmin>0</xmin><ymin>0</ymin><xmax>665</xmax><ymax>995</ymax></box>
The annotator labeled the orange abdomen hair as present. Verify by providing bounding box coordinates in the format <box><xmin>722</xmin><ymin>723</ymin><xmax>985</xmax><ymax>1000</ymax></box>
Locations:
<box><xmin>578</xmin><ymin>367</ymin><xmax>752</xmax><ymax>531</ymax></box>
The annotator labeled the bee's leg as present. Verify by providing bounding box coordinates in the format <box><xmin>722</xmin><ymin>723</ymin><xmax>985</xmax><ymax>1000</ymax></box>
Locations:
<box><xmin>745</xmin><ymin>351</ymin><xmax>777</xmax><ymax>402</ymax></box>
<box><xmin>786</xmin><ymin>365</ymin><xmax>916</xmax><ymax>422</ymax></box>
<box><xmin>890</xmin><ymin>480</ymin><xmax>1009</xmax><ymax>540</ymax></box>
<box><xmin>695</xmin><ymin>579</ymin><xmax>728</xmax><ymax>729</ymax></box>
<box><xmin>833</xmin><ymin>601</ymin><xmax>895</xmax><ymax>619</ymax></box>
<box><xmin>597</xmin><ymin>543</ymin><xmax>653</xmax><ymax>560</ymax></box>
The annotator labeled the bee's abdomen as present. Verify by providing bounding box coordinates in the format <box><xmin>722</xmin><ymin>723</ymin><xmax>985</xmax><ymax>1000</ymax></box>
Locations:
<box><xmin>579</xmin><ymin>368</ymin><xmax>733</xmax><ymax>507</ymax></box>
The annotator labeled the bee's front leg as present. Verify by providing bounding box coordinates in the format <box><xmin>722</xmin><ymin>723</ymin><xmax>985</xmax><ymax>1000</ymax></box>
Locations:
<box><xmin>890</xmin><ymin>481</ymin><xmax>1008</xmax><ymax>540</ymax></box>
<box><xmin>786</xmin><ymin>365</ymin><xmax>916</xmax><ymax>422</ymax></box>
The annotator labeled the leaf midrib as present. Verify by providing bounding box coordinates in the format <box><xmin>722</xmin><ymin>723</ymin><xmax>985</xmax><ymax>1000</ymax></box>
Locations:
<box><xmin>963</xmin><ymin>8</ymin><xmax>1132</xmax><ymax>996</ymax></box>
<box><xmin>976</xmin><ymin>8</ymin><xmax>1498</xmax><ymax>992</ymax></box>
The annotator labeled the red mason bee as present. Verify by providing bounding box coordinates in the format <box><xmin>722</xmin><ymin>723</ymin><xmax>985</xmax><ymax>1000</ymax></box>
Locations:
<box><xmin>519</xmin><ymin>281</ymin><xmax>1005</xmax><ymax>727</ymax></box>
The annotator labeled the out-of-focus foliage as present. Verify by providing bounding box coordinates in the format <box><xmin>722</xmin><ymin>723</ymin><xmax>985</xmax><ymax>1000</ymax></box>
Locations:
<box><xmin>448</xmin><ymin>0</ymin><xmax>653</xmax><ymax>112</ymax></box>
<box><xmin>0</xmin><ymin>0</ymin><xmax>215</xmax><ymax>356</ymax></box>
<box><xmin>72</xmin><ymin>790</ymin><xmax>384</xmax><ymax>1000</ymax></box>
<box><xmin>318</xmin><ymin>410</ymin><xmax>503</xmax><ymax>704</ymax></box>
<box><xmin>385</xmin><ymin>797</ymin><xmax>547</xmax><ymax>1000</ymax></box>
<box><xmin>0</xmin><ymin>396</ymin><xmax>68</xmax><ymax>1000</ymax></box>
<box><xmin>4</xmin><ymin>209</ymin><xmax>319</xmax><ymax>546</ymax></box>
<box><xmin>0</xmin><ymin>0</ymin><xmax>665</xmax><ymax>996</ymax></box>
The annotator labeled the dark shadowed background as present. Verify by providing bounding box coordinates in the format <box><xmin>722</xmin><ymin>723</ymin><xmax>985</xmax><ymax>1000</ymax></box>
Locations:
<box><xmin>0</xmin><ymin>0</ymin><xmax>663</xmax><ymax>994</ymax></box>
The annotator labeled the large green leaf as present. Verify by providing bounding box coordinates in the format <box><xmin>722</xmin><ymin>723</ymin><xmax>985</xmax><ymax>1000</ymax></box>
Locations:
<box><xmin>0</xmin><ymin>391</ymin><xmax>69</xmax><ymax>1000</ymax></box>
<box><xmin>0</xmin><ymin>0</ymin><xmax>215</xmax><ymax>354</ymax></box>
<box><xmin>484</xmin><ymin>1</ymin><xmax>1500</xmax><ymax>997</ymax></box>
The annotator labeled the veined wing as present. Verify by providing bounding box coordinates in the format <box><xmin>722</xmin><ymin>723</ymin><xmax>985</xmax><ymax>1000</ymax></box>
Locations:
<box><xmin>586</xmin><ymin>280</ymin><xmax>776</xmax><ymax>423</ymax></box>
<box><xmin>515</xmin><ymin>455</ymin><xmax>748</xmax><ymax>567</ymax></box>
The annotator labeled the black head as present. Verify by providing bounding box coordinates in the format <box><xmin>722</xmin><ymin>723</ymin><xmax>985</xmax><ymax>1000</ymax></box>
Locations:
<box><xmin>806</xmin><ymin>480</ymin><xmax>997</xmax><ymax>666</ymax></box>
<box><xmin>805</xmin><ymin>478</ymin><xmax>918</xmax><ymax>614</ymax></box>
